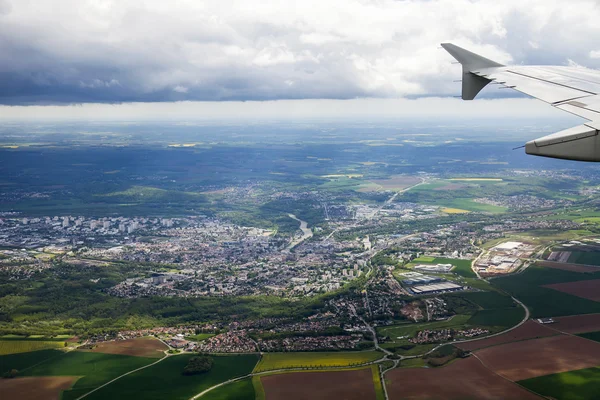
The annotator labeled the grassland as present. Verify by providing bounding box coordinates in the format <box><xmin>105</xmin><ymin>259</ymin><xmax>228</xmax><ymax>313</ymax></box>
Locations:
<box><xmin>409</xmin><ymin>257</ymin><xmax>475</xmax><ymax>278</ymax></box>
<box><xmin>0</xmin><ymin>340</ymin><xmax>66</xmax><ymax>355</ymax></box>
<box><xmin>519</xmin><ymin>366</ymin><xmax>600</xmax><ymax>400</ymax></box>
<box><xmin>253</xmin><ymin>351</ymin><xmax>382</xmax><ymax>372</ymax></box>
<box><xmin>460</xmin><ymin>291</ymin><xmax>516</xmax><ymax>309</ymax></box>
<box><xmin>371</xmin><ymin>364</ymin><xmax>386</xmax><ymax>400</ymax></box>
<box><xmin>186</xmin><ymin>333</ymin><xmax>215</xmax><ymax>342</ymax></box>
<box><xmin>253</xmin><ymin>375</ymin><xmax>266</xmax><ymax>400</ymax></box>
<box><xmin>21</xmin><ymin>351</ymin><xmax>156</xmax><ymax>400</ymax></box>
<box><xmin>201</xmin><ymin>377</ymin><xmax>255</xmax><ymax>400</ymax></box>
<box><xmin>83</xmin><ymin>354</ymin><xmax>259</xmax><ymax>400</ymax></box>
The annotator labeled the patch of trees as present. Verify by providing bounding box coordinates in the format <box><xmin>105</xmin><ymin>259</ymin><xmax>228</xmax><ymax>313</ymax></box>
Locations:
<box><xmin>183</xmin><ymin>355</ymin><xmax>214</xmax><ymax>375</ymax></box>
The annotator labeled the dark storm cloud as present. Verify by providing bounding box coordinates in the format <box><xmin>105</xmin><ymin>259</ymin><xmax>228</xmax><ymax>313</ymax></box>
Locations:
<box><xmin>2</xmin><ymin>0</ymin><xmax>600</xmax><ymax>105</ymax></box>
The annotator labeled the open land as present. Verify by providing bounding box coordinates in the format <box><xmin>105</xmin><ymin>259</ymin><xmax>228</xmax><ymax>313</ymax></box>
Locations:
<box><xmin>386</xmin><ymin>356</ymin><xmax>541</xmax><ymax>400</ymax></box>
<box><xmin>552</xmin><ymin>314</ymin><xmax>600</xmax><ymax>334</ymax></box>
<box><xmin>254</xmin><ymin>351</ymin><xmax>381</xmax><ymax>372</ymax></box>
<box><xmin>544</xmin><ymin>279</ymin><xmax>600</xmax><ymax>301</ymax></box>
<box><xmin>0</xmin><ymin>376</ymin><xmax>77</xmax><ymax>400</ymax></box>
<box><xmin>457</xmin><ymin>320</ymin><xmax>558</xmax><ymax>351</ymax></box>
<box><xmin>536</xmin><ymin>260</ymin><xmax>600</xmax><ymax>273</ymax></box>
<box><xmin>519</xmin><ymin>366</ymin><xmax>600</xmax><ymax>400</ymax></box>
<box><xmin>88</xmin><ymin>337</ymin><xmax>167</xmax><ymax>358</ymax></box>
<box><xmin>0</xmin><ymin>340</ymin><xmax>66</xmax><ymax>355</ymax></box>
<box><xmin>474</xmin><ymin>335</ymin><xmax>600</xmax><ymax>381</ymax></box>
<box><xmin>260</xmin><ymin>367</ymin><xmax>377</xmax><ymax>400</ymax></box>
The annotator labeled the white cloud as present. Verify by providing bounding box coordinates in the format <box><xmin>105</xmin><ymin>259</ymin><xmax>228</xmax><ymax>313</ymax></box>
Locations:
<box><xmin>0</xmin><ymin>0</ymin><xmax>599</xmax><ymax>105</ymax></box>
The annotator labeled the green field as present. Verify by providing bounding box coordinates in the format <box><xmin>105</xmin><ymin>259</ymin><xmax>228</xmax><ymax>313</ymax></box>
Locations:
<box><xmin>519</xmin><ymin>367</ymin><xmax>600</xmax><ymax>400</ymax></box>
<box><xmin>467</xmin><ymin>307</ymin><xmax>525</xmax><ymax>328</ymax></box>
<box><xmin>187</xmin><ymin>333</ymin><xmax>215</xmax><ymax>342</ymax></box>
<box><xmin>492</xmin><ymin>266</ymin><xmax>600</xmax><ymax>318</ymax></box>
<box><xmin>0</xmin><ymin>349</ymin><xmax>63</xmax><ymax>375</ymax></box>
<box><xmin>253</xmin><ymin>351</ymin><xmax>381</xmax><ymax>372</ymax></box>
<box><xmin>201</xmin><ymin>377</ymin><xmax>255</xmax><ymax>400</ymax></box>
<box><xmin>20</xmin><ymin>350</ymin><xmax>156</xmax><ymax>400</ymax></box>
<box><xmin>409</xmin><ymin>257</ymin><xmax>475</xmax><ymax>278</ymax></box>
<box><xmin>84</xmin><ymin>354</ymin><xmax>259</xmax><ymax>400</ymax></box>
<box><xmin>460</xmin><ymin>291</ymin><xmax>515</xmax><ymax>309</ymax></box>
<box><xmin>568</xmin><ymin>251</ymin><xmax>600</xmax><ymax>266</ymax></box>
<box><xmin>578</xmin><ymin>331</ymin><xmax>600</xmax><ymax>342</ymax></box>
<box><xmin>0</xmin><ymin>340</ymin><xmax>66</xmax><ymax>355</ymax></box>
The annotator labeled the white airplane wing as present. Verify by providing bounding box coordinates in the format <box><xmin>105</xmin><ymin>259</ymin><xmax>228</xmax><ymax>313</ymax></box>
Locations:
<box><xmin>442</xmin><ymin>43</ymin><xmax>600</xmax><ymax>161</ymax></box>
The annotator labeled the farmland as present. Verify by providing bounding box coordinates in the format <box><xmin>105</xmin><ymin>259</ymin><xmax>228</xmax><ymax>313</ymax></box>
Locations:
<box><xmin>553</xmin><ymin>314</ymin><xmax>600</xmax><ymax>333</ymax></box>
<box><xmin>408</xmin><ymin>257</ymin><xmax>475</xmax><ymax>278</ymax></box>
<box><xmin>544</xmin><ymin>279</ymin><xmax>600</xmax><ymax>301</ymax></box>
<box><xmin>254</xmin><ymin>351</ymin><xmax>381</xmax><ymax>372</ymax></box>
<box><xmin>0</xmin><ymin>376</ymin><xmax>77</xmax><ymax>400</ymax></box>
<box><xmin>0</xmin><ymin>349</ymin><xmax>63</xmax><ymax>375</ymax></box>
<box><xmin>457</xmin><ymin>320</ymin><xmax>557</xmax><ymax>351</ymax></box>
<box><xmin>386</xmin><ymin>356</ymin><xmax>540</xmax><ymax>400</ymax></box>
<box><xmin>467</xmin><ymin>307</ymin><xmax>525</xmax><ymax>328</ymax></box>
<box><xmin>88</xmin><ymin>337</ymin><xmax>167</xmax><ymax>358</ymax></box>
<box><xmin>0</xmin><ymin>340</ymin><xmax>66</xmax><ymax>355</ymax></box>
<box><xmin>83</xmin><ymin>354</ymin><xmax>258</xmax><ymax>400</ymax></box>
<box><xmin>519</xmin><ymin>367</ymin><xmax>600</xmax><ymax>400</ymax></box>
<box><xmin>260</xmin><ymin>366</ymin><xmax>378</xmax><ymax>400</ymax></box>
<box><xmin>492</xmin><ymin>266</ymin><xmax>600</xmax><ymax>317</ymax></box>
<box><xmin>475</xmin><ymin>335</ymin><xmax>600</xmax><ymax>381</ymax></box>
<box><xmin>21</xmin><ymin>351</ymin><xmax>156</xmax><ymax>400</ymax></box>
<box><xmin>201</xmin><ymin>377</ymin><xmax>255</xmax><ymax>400</ymax></box>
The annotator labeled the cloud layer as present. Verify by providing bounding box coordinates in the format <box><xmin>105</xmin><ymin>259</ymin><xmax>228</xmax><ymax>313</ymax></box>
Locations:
<box><xmin>2</xmin><ymin>0</ymin><xmax>600</xmax><ymax>105</ymax></box>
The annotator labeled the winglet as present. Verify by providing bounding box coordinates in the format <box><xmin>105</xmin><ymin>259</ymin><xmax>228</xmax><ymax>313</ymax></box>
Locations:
<box><xmin>441</xmin><ymin>43</ymin><xmax>504</xmax><ymax>100</ymax></box>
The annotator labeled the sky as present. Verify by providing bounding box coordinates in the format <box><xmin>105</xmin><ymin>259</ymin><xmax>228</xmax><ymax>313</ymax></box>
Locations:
<box><xmin>1</xmin><ymin>0</ymin><xmax>600</xmax><ymax>120</ymax></box>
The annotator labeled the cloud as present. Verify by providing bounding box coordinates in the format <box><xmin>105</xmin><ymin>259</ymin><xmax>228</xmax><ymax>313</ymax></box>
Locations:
<box><xmin>1</xmin><ymin>0</ymin><xmax>600</xmax><ymax>105</ymax></box>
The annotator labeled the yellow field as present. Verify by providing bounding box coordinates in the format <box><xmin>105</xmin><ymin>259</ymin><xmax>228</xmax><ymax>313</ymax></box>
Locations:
<box><xmin>441</xmin><ymin>207</ymin><xmax>470</xmax><ymax>214</ymax></box>
<box><xmin>448</xmin><ymin>178</ymin><xmax>503</xmax><ymax>181</ymax></box>
<box><xmin>0</xmin><ymin>340</ymin><xmax>65</xmax><ymax>355</ymax></box>
<box><xmin>254</xmin><ymin>351</ymin><xmax>382</xmax><ymax>372</ymax></box>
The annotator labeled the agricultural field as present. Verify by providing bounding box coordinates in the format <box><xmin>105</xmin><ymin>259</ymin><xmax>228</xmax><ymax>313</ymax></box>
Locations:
<box><xmin>386</xmin><ymin>356</ymin><xmax>540</xmax><ymax>400</ymax></box>
<box><xmin>87</xmin><ymin>337</ymin><xmax>167</xmax><ymax>358</ymax></box>
<box><xmin>0</xmin><ymin>340</ymin><xmax>66</xmax><ymax>355</ymax></box>
<box><xmin>519</xmin><ymin>367</ymin><xmax>600</xmax><ymax>400</ymax></box>
<box><xmin>553</xmin><ymin>314</ymin><xmax>600</xmax><ymax>334</ymax></box>
<box><xmin>21</xmin><ymin>351</ymin><xmax>157</xmax><ymax>400</ymax></box>
<box><xmin>254</xmin><ymin>351</ymin><xmax>381</xmax><ymax>372</ymax></box>
<box><xmin>568</xmin><ymin>251</ymin><xmax>600</xmax><ymax>266</ymax></box>
<box><xmin>457</xmin><ymin>320</ymin><xmax>558</xmax><ymax>352</ymax></box>
<box><xmin>544</xmin><ymin>279</ymin><xmax>600</xmax><ymax>301</ymax></box>
<box><xmin>536</xmin><ymin>260</ymin><xmax>600</xmax><ymax>273</ymax></box>
<box><xmin>578</xmin><ymin>331</ymin><xmax>600</xmax><ymax>342</ymax></box>
<box><xmin>467</xmin><ymin>307</ymin><xmax>525</xmax><ymax>328</ymax></box>
<box><xmin>492</xmin><ymin>266</ymin><xmax>600</xmax><ymax>317</ymax></box>
<box><xmin>83</xmin><ymin>354</ymin><xmax>259</xmax><ymax>400</ymax></box>
<box><xmin>460</xmin><ymin>291</ymin><xmax>516</xmax><ymax>309</ymax></box>
<box><xmin>260</xmin><ymin>366</ymin><xmax>380</xmax><ymax>400</ymax></box>
<box><xmin>367</xmin><ymin>175</ymin><xmax>422</xmax><ymax>191</ymax></box>
<box><xmin>201</xmin><ymin>377</ymin><xmax>255</xmax><ymax>400</ymax></box>
<box><xmin>0</xmin><ymin>376</ymin><xmax>77</xmax><ymax>400</ymax></box>
<box><xmin>475</xmin><ymin>335</ymin><xmax>600</xmax><ymax>381</ymax></box>
<box><xmin>0</xmin><ymin>349</ymin><xmax>63</xmax><ymax>375</ymax></box>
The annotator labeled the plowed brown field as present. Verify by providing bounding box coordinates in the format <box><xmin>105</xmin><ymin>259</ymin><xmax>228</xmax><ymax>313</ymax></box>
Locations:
<box><xmin>553</xmin><ymin>313</ymin><xmax>600</xmax><ymax>333</ymax></box>
<box><xmin>0</xmin><ymin>376</ymin><xmax>77</xmax><ymax>400</ymax></box>
<box><xmin>261</xmin><ymin>368</ymin><xmax>376</xmax><ymax>400</ymax></box>
<box><xmin>475</xmin><ymin>335</ymin><xmax>600</xmax><ymax>380</ymax></box>
<box><xmin>386</xmin><ymin>357</ymin><xmax>541</xmax><ymax>400</ymax></box>
<box><xmin>457</xmin><ymin>320</ymin><xmax>558</xmax><ymax>351</ymax></box>
<box><xmin>544</xmin><ymin>279</ymin><xmax>600</xmax><ymax>301</ymax></box>
<box><xmin>89</xmin><ymin>337</ymin><xmax>167</xmax><ymax>358</ymax></box>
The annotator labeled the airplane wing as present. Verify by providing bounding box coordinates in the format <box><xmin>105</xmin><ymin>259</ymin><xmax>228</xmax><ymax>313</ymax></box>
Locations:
<box><xmin>441</xmin><ymin>43</ymin><xmax>600</xmax><ymax>162</ymax></box>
